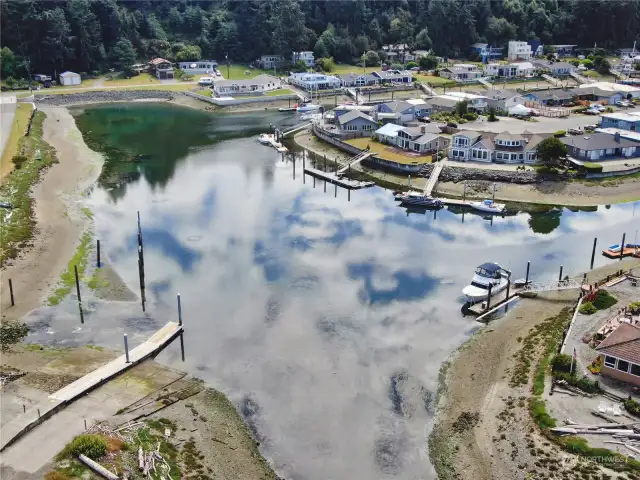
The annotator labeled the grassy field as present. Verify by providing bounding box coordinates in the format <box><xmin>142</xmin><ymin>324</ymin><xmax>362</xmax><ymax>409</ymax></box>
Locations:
<box><xmin>102</xmin><ymin>72</ymin><xmax>159</xmax><ymax>86</ymax></box>
<box><xmin>331</xmin><ymin>64</ymin><xmax>379</xmax><ymax>75</ymax></box>
<box><xmin>415</xmin><ymin>74</ymin><xmax>455</xmax><ymax>86</ymax></box>
<box><xmin>222</xmin><ymin>64</ymin><xmax>272</xmax><ymax>80</ymax></box>
<box><xmin>21</xmin><ymin>83</ymin><xmax>196</xmax><ymax>97</ymax></box>
<box><xmin>0</xmin><ymin>111</ymin><xmax>58</xmax><ymax>266</ymax></box>
<box><xmin>265</xmin><ymin>88</ymin><xmax>294</xmax><ymax>96</ymax></box>
<box><xmin>345</xmin><ymin>137</ymin><xmax>432</xmax><ymax>165</ymax></box>
<box><xmin>1</xmin><ymin>103</ymin><xmax>33</xmax><ymax>180</ymax></box>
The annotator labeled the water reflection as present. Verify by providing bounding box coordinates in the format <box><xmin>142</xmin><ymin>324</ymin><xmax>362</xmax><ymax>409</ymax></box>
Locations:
<box><xmin>27</xmin><ymin>104</ymin><xmax>639</xmax><ymax>480</ymax></box>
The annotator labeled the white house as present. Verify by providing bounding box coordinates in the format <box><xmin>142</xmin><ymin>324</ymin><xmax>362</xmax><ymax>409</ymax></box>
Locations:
<box><xmin>288</xmin><ymin>72</ymin><xmax>341</xmax><ymax>90</ymax></box>
<box><xmin>177</xmin><ymin>60</ymin><xmax>218</xmax><ymax>75</ymax></box>
<box><xmin>439</xmin><ymin>64</ymin><xmax>483</xmax><ymax>82</ymax></box>
<box><xmin>395</xmin><ymin>125</ymin><xmax>449</xmax><ymax>154</ymax></box>
<box><xmin>483</xmin><ymin>62</ymin><xmax>534</xmax><ymax>78</ymax></box>
<box><xmin>483</xmin><ymin>89</ymin><xmax>525</xmax><ymax>112</ymax></box>
<box><xmin>257</xmin><ymin>55</ymin><xmax>283</xmax><ymax>70</ymax></box>
<box><xmin>441</xmin><ymin>91</ymin><xmax>489</xmax><ymax>112</ymax></box>
<box><xmin>374</xmin><ymin>123</ymin><xmax>405</xmax><ymax>144</ymax></box>
<box><xmin>213</xmin><ymin>74</ymin><xmax>281</xmax><ymax>96</ymax></box>
<box><xmin>59</xmin><ymin>71</ymin><xmax>81</xmax><ymax>86</ymax></box>
<box><xmin>532</xmin><ymin>60</ymin><xmax>575</xmax><ymax>76</ymax></box>
<box><xmin>338</xmin><ymin>73</ymin><xmax>380</xmax><ymax>87</ymax></box>
<box><xmin>507</xmin><ymin>41</ymin><xmax>533</xmax><ymax>61</ymax></box>
<box><xmin>292</xmin><ymin>51</ymin><xmax>314</xmax><ymax>67</ymax></box>
<box><xmin>450</xmin><ymin>130</ymin><xmax>548</xmax><ymax>164</ymax></box>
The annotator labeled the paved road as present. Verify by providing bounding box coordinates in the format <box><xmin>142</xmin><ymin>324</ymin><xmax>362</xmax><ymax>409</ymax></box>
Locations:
<box><xmin>0</xmin><ymin>95</ymin><xmax>17</xmax><ymax>159</ymax></box>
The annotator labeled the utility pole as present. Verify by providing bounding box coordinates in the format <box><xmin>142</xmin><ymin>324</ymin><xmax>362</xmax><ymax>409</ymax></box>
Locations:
<box><xmin>226</xmin><ymin>53</ymin><xmax>230</xmax><ymax>79</ymax></box>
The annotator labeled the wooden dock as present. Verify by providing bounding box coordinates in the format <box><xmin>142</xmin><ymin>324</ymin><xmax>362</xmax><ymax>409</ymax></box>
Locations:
<box><xmin>602</xmin><ymin>247</ymin><xmax>639</xmax><ymax>259</ymax></box>
<box><xmin>467</xmin><ymin>288</ymin><xmax>519</xmax><ymax>316</ymax></box>
<box><xmin>303</xmin><ymin>167</ymin><xmax>375</xmax><ymax>189</ymax></box>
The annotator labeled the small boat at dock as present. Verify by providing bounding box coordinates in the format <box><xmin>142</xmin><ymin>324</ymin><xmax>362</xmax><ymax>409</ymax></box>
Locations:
<box><xmin>278</xmin><ymin>107</ymin><xmax>297</xmax><ymax>112</ymax></box>
<box><xmin>296</xmin><ymin>103</ymin><xmax>320</xmax><ymax>113</ymax></box>
<box><xmin>469</xmin><ymin>199</ymin><xmax>506</xmax><ymax>215</ymax></box>
<box><xmin>396</xmin><ymin>191</ymin><xmax>444</xmax><ymax>208</ymax></box>
<box><xmin>258</xmin><ymin>133</ymin><xmax>273</xmax><ymax>145</ymax></box>
<box><xmin>462</xmin><ymin>262</ymin><xmax>511</xmax><ymax>303</ymax></box>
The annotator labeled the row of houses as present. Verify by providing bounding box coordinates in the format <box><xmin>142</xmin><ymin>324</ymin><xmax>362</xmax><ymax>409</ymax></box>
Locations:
<box><xmin>523</xmin><ymin>82</ymin><xmax>640</xmax><ymax>106</ymax></box>
<box><xmin>287</xmin><ymin>70</ymin><xmax>413</xmax><ymax>90</ymax></box>
<box><xmin>439</xmin><ymin>59</ymin><xmax>576</xmax><ymax>83</ymax></box>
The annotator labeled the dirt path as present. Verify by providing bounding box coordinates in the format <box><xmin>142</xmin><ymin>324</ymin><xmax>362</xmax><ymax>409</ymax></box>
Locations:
<box><xmin>0</xmin><ymin>106</ymin><xmax>102</xmax><ymax>321</ymax></box>
<box><xmin>430</xmin><ymin>260</ymin><xmax>640</xmax><ymax>480</ymax></box>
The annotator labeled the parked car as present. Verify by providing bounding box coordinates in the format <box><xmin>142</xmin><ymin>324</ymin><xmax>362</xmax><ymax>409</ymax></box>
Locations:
<box><xmin>568</xmin><ymin>127</ymin><xmax>584</xmax><ymax>135</ymax></box>
<box><xmin>446</xmin><ymin>122</ymin><xmax>458</xmax><ymax>128</ymax></box>
<box><xmin>584</xmin><ymin>124</ymin><xmax>598</xmax><ymax>131</ymax></box>
<box><xmin>590</xmin><ymin>104</ymin><xmax>606</xmax><ymax>112</ymax></box>
<box><xmin>583</xmin><ymin>108</ymin><xmax>599</xmax><ymax>115</ymax></box>
<box><xmin>418</xmin><ymin>116</ymin><xmax>431</xmax><ymax>123</ymax></box>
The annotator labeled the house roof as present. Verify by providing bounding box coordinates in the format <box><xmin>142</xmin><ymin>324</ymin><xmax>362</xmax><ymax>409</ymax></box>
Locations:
<box><xmin>412</xmin><ymin>133</ymin><xmax>440</xmax><ymax>145</ymax></box>
<box><xmin>444</xmin><ymin>64</ymin><xmax>481</xmax><ymax>74</ymax></box>
<box><xmin>533</xmin><ymin>60</ymin><xmax>574</xmax><ymax>71</ymax></box>
<box><xmin>339</xmin><ymin>73</ymin><xmax>377</xmax><ymax>83</ymax></box>
<box><xmin>579</xmin><ymin>82</ymin><xmax>640</xmax><ymax>94</ymax></box>
<box><xmin>60</xmin><ymin>71</ymin><xmax>80</xmax><ymax>77</ymax></box>
<box><xmin>373</xmin><ymin>70</ymin><xmax>412</xmax><ymax>80</ymax></box>
<box><xmin>484</xmin><ymin>89</ymin><xmax>522</xmax><ymax>100</ymax></box>
<box><xmin>561</xmin><ymin>132</ymin><xmax>640</xmax><ymax>151</ymax></box>
<box><xmin>495</xmin><ymin>132</ymin><xmax>525</xmax><ymax>142</ymax></box>
<box><xmin>527</xmin><ymin>89</ymin><xmax>577</xmax><ymax>102</ymax></box>
<box><xmin>454</xmin><ymin>130</ymin><xmax>483</xmax><ymax>139</ymax></box>
<box><xmin>215</xmin><ymin>74</ymin><xmax>278</xmax><ymax>88</ymax></box>
<box><xmin>600</xmin><ymin>111</ymin><xmax>640</xmax><ymax>122</ymax></box>
<box><xmin>426</xmin><ymin>96</ymin><xmax>459</xmax><ymax>109</ymax></box>
<box><xmin>401</xmin><ymin>124</ymin><xmax>442</xmax><ymax>136</ymax></box>
<box><xmin>375</xmin><ymin>123</ymin><xmax>405</xmax><ymax>137</ymax></box>
<box><xmin>337</xmin><ymin>110</ymin><xmax>376</xmax><ymax>125</ymax></box>
<box><xmin>149</xmin><ymin>58</ymin><xmax>170</xmax><ymax>65</ymax></box>
<box><xmin>381</xmin><ymin>100</ymin><xmax>412</xmax><ymax>113</ymax></box>
<box><xmin>597</xmin><ymin>323</ymin><xmax>640</xmax><ymax>364</ymax></box>
<box><xmin>471</xmin><ymin>43</ymin><xmax>488</xmax><ymax>48</ymax></box>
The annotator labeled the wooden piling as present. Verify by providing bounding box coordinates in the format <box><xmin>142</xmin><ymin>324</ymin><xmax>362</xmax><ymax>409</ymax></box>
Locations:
<box><xmin>177</xmin><ymin>294</ymin><xmax>183</xmax><ymax>326</ymax></box>
<box><xmin>74</xmin><ymin>265</ymin><xmax>82</xmax><ymax>305</ymax></box>
<box><xmin>590</xmin><ymin>237</ymin><xmax>597</xmax><ymax>270</ymax></box>
<box><xmin>486</xmin><ymin>284</ymin><xmax>493</xmax><ymax>311</ymax></box>
<box><xmin>8</xmin><ymin>278</ymin><xmax>14</xmax><ymax>306</ymax></box>
<box><xmin>334</xmin><ymin>183</ymin><xmax>337</xmax><ymax>197</ymax></box>
<box><xmin>558</xmin><ymin>265</ymin><xmax>564</xmax><ymax>283</ymax></box>
<box><xmin>124</xmin><ymin>334</ymin><xmax>130</xmax><ymax>363</ymax></box>
<box><xmin>525</xmin><ymin>261</ymin><xmax>530</xmax><ymax>284</ymax></box>
<box><xmin>180</xmin><ymin>332</ymin><xmax>185</xmax><ymax>362</ymax></box>
<box><xmin>620</xmin><ymin>233</ymin><xmax>626</xmax><ymax>261</ymax></box>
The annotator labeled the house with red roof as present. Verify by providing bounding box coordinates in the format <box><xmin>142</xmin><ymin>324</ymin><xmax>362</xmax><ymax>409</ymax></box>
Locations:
<box><xmin>597</xmin><ymin>322</ymin><xmax>640</xmax><ymax>387</ymax></box>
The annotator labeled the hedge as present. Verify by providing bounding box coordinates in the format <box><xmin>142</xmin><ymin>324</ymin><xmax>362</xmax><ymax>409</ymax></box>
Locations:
<box><xmin>554</xmin><ymin>130</ymin><xmax>566</xmax><ymax>137</ymax></box>
<box><xmin>583</xmin><ymin>162</ymin><xmax>603</xmax><ymax>173</ymax></box>
<box><xmin>553</xmin><ymin>371</ymin><xmax>600</xmax><ymax>393</ymax></box>
<box><xmin>579</xmin><ymin>301</ymin><xmax>597</xmax><ymax>315</ymax></box>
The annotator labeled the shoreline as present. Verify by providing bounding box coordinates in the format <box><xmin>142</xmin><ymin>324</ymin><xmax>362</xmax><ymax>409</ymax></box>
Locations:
<box><xmin>429</xmin><ymin>259</ymin><xmax>640</xmax><ymax>480</ymax></box>
<box><xmin>292</xmin><ymin>130</ymin><xmax>640</xmax><ymax>207</ymax></box>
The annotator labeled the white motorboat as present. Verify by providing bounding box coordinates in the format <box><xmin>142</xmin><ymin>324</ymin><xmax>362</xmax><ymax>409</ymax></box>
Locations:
<box><xmin>296</xmin><ymin>103</ymin><xmax>320</xmax><ymax>113</ymax></box>
<box><xmin>397</xmin><ymin>191</ymin><xmax>444</xmax><ymax>208</ymax></box>
<box><xmin>462</xmin><ymin>262</ymin><xmax>511</xmax><ymax>303</ymax></box>
<box><xmin>469</xmin><ymin>199</ymin><xmax>506</xmax><ymax>214</ymax></box>
<box><xmin>258</xmin><ymin>133</ymin><xmax>273</xmax><ymax>145</ymax></box>
<box><xmin>394</xmin><ymin>190</ymin><xmax>420</xmax><ymax>201</ymax></box>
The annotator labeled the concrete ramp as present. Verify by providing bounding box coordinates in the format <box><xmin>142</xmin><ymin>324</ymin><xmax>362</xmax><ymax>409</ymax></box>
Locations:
<box><xmin>478</xmin><ymin>78</ymin><xmax>493</xmax><ymax>89</ymax></box>
<box><xmin>542</xmin><ymin>74</ymin><xmax>563</xmax><ymax>87</ymax></box>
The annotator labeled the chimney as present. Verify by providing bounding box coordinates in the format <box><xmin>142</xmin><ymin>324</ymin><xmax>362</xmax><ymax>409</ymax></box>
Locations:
<box><xmin>615</xmin><ymin>132</ymin><xmax>621</xmax><ymax>142</ymax></box>
<box><xmin>421</xmin><ymin>125</ymin><xmax>426</xmax><ymax>133</ymax></box>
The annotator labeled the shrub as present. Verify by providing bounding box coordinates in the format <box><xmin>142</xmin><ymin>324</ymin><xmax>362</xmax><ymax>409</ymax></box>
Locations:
<box><xmin>553</xmin><ymin>371</ymin><xmax>600</xmax><ymax>393</ymax></box>
<box><xmin>625</xmin><ymin>397</ymin><xmax>640</xmax><ymax>416</ymax></box>
<box><xmin>12</xmin><ymin>155</ymin><xmax>27</xmax><ymax>169</ymax></box>
<box><xmin>588</xmin><ymin>355</ymin><xmax>602</xmax><ymax>374</ymax></box>
<box><xmin>551</xmin><ymin>353</ymin><xmax>573</xmax><ymax>373</ymax></box>
<box><xmin>593</xmin><ymin>290</ymin><xmax>617</xmax><ymax>310</ymax></box>
<box><xmin>529</xmin><ymin>398</ymin><xmax>556</xmax><ymax>429</ymax></box>
<box><xmin>554</xmin><ymin>130</ymin><xmax>566</xmax><ymax>137</ymax></box>
<box><xmin>59</xmin><ymin>434</ymin><xmax>107</xmax><ymax>460</ymax></box>
<box><xmin>583</xmin><ymin>162</ymin><xmax>603</xmax><ymax>173</ymax></box>
<box><xmin>630</xmin><ymin>302</ymin><xmax>640</xmax><ymax>314</ymax></box>
<box><xmin>579</xmin><ymin>302</ymin><xmax>597</xmax><ymax>315</ymax></box>
<box><xmin>463</xmin><ymin>112</ymin><xmax>478</xmax><ymax>121</ymax></box>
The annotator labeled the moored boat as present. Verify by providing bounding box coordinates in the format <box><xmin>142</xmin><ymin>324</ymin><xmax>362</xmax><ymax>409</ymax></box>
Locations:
<box><xmin>462</xmin><ymin>262</ymin><xmax>511</xmax><ymax>303</ymax></box>
<box><xmin>397</xmin><ymin>191</ymin><xmax>444</xmax><ymax>208</ymax></box>
<box><xmin>258</xmin><ymin>133</ymin><xmax>273</xmax><ymax>145</ymax></box>
<box><xmin>296</xmin><ymin>103</ymin><xmax>320</xmax><ymax>113</ymax></box>
<box><xmin>469</xmin><ymin>199</ymin><xmax>506</xmax><ymax>215</ymax></box>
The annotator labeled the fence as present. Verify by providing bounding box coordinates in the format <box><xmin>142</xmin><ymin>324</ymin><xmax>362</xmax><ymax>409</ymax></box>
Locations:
<box><xmin>586</xmin><ymin>165</ymin><xmax>640</xmax><ymax>179</ymax></box>
<box><xmin>524</xmin><ymin>101</ymin><xmax>570</xmax><ymax>118</ymax></box>
<box><xmin>183</xmin><ymin>91</ymin><xmax>298</xmax><ymax>106</ymax></box>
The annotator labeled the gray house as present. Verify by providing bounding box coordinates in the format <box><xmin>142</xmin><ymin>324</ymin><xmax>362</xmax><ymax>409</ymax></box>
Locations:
<box><xmin>339</xmin><ymin>73</ymin><xmax>380</xmax><ymax>87</ymax></box>
<box><xmin>533</xmin><ymin>60</ymin><xmax>575</xmax><ymax>76</ymax></box>
<box><xmin>374</xmin><ymin>100</ymin><xmax>430</xmax><ymax>124</ymax></box>
<box><xmin>482</xmin><ymin>89</ymin><xmax>525</xmax><ymax>112</ymax></box>
<box><xmin>337</xmin><ymin>110</ymin><xmax>378</xmax><ymax>133</ymax></box>
<box><xmin>395</xmin><ymin>125</ymin><xmax>449</xmax><ymax>154</ymax></box>
<box><xmin>561</xmin><ymin>132</ymin><xmax>640</xmax><ymax>161</ymax></box>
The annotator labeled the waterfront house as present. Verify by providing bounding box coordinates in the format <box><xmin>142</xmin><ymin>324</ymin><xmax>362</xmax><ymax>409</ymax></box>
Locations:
<box><xmin>597</xmin><ymin>323</ymin><xmax>640</xmax><ymax>388</ymax></box>
<box><xmin>288</xmin><ymin>72</ymin><xmax>341</xmax><ymax>90</ymax></box>
<box><xmin>336</xmin><ymin>110</ymin><xmax>378</xmax><ymax>133</ymax></box>
<box><xmin>483</xmin><ymin>89</ymin><xmax>525</xmax><ymax>112</ymax></box>
<box><xmin>177</xmin><ymin>60</ymin><xmax>218</xmax><ymax>75</ymax></box>
<box><xmin>532</xmin><ymin>60</ymin><xmax>575</xmax><ymax>77</ymax></box>
<box><xmin>292</xmin><ymin>51</ymin><xmax>315</xmax><ymax>67</ymax></box>
<box><xmin>425</xmin><ymin>95</ymin><xmax>459</xmax><ymax>113</ymax></box>
<box><xmin>523</xmin><ymin>89</ymin><xmax>577</xmax><ymax>106</ymax></box>
<box><xmin>450</xmin><ymin>130</ymin><xmax>547</xmax><ymax>164</ymax></box>
<box><xmin>333</xmin><ymin>105</ymin><xmax>375</xmax><ymax>119</ymax></box>
<box><xmin>561</xmin><ymin>132</ymin><xmax>640</xmax><ymax>161</ymax></box>
<box><xmin>507</xmin><ymin>41</ymin><xmax>534</xmax><ymax>61</ymax></box>
<box><xmin>395</xmin><ymin>125</ymin><xmax>449</xmax><ymax>154</ymax></box>
<box><xmin>373</xmin><ymin>100</ymin><xmax>430</xmax><ymax>124</ymax></box>
<box><xmin>213</xmin><ymin>74</ymin><xmax>280</xmax><ymax>96</ymax></box>
<box><xmin>374</xmin><ymin>123</ymin><xmax>405</xmax><ymax>144</ymax></box>
<box><xmin>470</xmin><ymin>43</ymin><xmax>503</xmax><ymax>61</ymax></box>
<box><xmin>600</xmin><ymin>112</ymin><xmax>640</xmax><ymax>131</ymax></box>
<box><xmin>257</xmin><ymin>55</ymin><xmax>283</xmax><ymax>70</ymax></box>
<box><xmin>439</xmin><ymin>64</ymin><xmax>482</xmax><ymax>83</ymax></box>
<box><xmin>596</xmin><ymin>128</ymin><xmax>640</xmax><ymax>142</ymax></box>
<box><xmin>372</xmin><ymin>70</ymin><xmax>413</xmax><ymax>84</ymax></box>
<box><xmin>338</xmin><ymin>73</ymin><xmax>380</xmax><ymax>88</ymax></box>
<box><xmin>578</xmin><ymin>82</ymin><xmax>640</xmax><ymax>101</ymax></box>
<box><xmin>149</xmin><ymin>58</ymin><xmax>174</xmax><ymax>79</ymax></box>
<box><xmin>59</xmin><ymin>71</ymin><xmax>81</xmax><ymax>86</ymax></box>
<box><xmin>439</xmin><ymin>91</ymin><xmax>489</xmax><ymax>112</ymax></box>
<box><xmin>548</xmin><ymin>45</ymin><xmax>577</xmax><ymax>57</ymax></box>
<box><xmin>484</xmin><ymin>62</ymin><xmax>534</xmax><ymax>79</ymax></box>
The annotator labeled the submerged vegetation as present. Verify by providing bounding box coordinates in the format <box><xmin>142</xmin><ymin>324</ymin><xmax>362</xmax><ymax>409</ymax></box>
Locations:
<box><xmin>0</xmin><ymin>111</ymin><xmax>58</xmax><ymax>266</ymax></box>
<box><xmin>47</xmin><ymin>231</ymin><xmax>93</xmax><ymax>306</ymax></box>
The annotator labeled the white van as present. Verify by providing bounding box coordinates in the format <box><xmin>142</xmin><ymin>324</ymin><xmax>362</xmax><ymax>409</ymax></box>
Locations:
<box><xmin>198</xmin><ymin>77</ymin><xmax>214</xmax><ymax>86</ymax></box>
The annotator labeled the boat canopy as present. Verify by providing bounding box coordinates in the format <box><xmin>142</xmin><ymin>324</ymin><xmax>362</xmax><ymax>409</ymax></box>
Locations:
<box><xmin>483</xmin><ymin>199</ymin><xmax>494</xmax><ymax>205</ymax></box>
<box><xmin>476</xmin><ymin>262</ymin><xmax>503</xmax><ymax>278</ymax></box>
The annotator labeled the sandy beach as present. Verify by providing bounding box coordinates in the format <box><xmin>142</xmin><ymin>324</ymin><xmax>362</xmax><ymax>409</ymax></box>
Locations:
<box><xmin>293</xmin><ymin>131</ymin><xmax>640</xmax><ymax>207</ymax></box>
<box><xmin>429</xmin><ymin>259</ymin><xmax>640</xmax><ymax>480</ymax></box>
<box><xmin>0</xmin><ymin>106</ymin><xmax>136</xmax><ymax>321</ymax></box>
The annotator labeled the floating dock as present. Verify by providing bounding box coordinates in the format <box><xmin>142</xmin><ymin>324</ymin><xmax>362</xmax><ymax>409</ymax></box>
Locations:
<box><xmin>467</xmin><ymin>289</ymin><xmax>520</xmax><ymax>317</ymax></box>
<box><xmin>303</xmin><ymin>166</ymin><xmax>375</xmax><ymax>190</ymax></box>
<box><xmin>602</xmin><ymin>246</ymin><xmax>639</xmax><ymax>259</ymax></box>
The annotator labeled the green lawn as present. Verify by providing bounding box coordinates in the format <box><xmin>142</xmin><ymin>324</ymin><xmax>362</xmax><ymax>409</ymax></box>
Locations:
<box><xmin>1</xmin><ymin>103</ymin><xmax>33</xmax><ymax>179</ymax></box>
<box><xmin>331</xmin><ymin>64</ymin><xmax>380</xmax><ymax>75</ymax></box>
<box><xmin>416</xmin><ymin>74</ymin><xmax>456</xmax><ymax>86</ymax></box>
<box><xmin>265</xmin><ymin>88</ymin><xmax>294</xmax><ymax>96</ymax></box>
<box><xmin>345</xmin><ymin>138</ymin><xmax>432</xmax><ymax>165</ymax></box>
<box><xmin>222</xmin><ymin>64</ymin><xmax>273</xmax><ymax>80</ymax></box>
<box><xmin>103</xmin><ymin>72</ymin><xmax>159</xmax><ymax>86</ymax></box>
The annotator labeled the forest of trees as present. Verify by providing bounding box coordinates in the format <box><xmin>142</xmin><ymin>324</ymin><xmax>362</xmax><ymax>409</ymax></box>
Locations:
<box><xmin>2</xmin><ymin>0</ymin><xmax>640</xmax><ymax>78</ymax></box>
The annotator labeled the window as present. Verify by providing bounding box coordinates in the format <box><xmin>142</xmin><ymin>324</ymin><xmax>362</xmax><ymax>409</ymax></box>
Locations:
<box><xmin>519</xmin><ymin>153</ymin><xmax>524</xmax><ymax>160</ymax></box>
<box><xmin>631</xmin><ymin>364</ymin><xmax>640</xmax><ymax>377</ymax></box>
<box><xmin>617</xmin><ymin>359</ymin><xmax>630</xmax><ymax>373</ymax></box>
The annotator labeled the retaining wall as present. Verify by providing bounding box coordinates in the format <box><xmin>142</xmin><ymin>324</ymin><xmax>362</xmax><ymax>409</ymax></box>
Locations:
<box><xmin>184</xmin><ymin>91</ymin><xmax>299</xmax><ymax>106</ymax></box>
<box><xmin>586</xmin><ymin>165</ymin><xmax>640</xmax><ymax>179</ymax></box>
<box><xmin>33</xmin><ymin>89</ymin><xmax>175</xmax><ymax>106</ymax></box>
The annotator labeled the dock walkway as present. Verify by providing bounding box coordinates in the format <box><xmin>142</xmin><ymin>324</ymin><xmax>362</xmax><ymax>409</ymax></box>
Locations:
<box><xmin>0</xmin><ymin>322</ymin><xmax>183</xmax><ymax>452</ymax></box>
<box><xmin>304</xmin><ymin>166</ymin><xmax>374</xmax><ymax>189</ymax></box>
<box><xmin>337</xmin><ymin>151</ymin><xmax>373</xmax><ymax>176</ymax></box>
<box><xmin>423</xmin><ymin>160</ymin><xmax>445</xmax><ymax>196</ymax></box>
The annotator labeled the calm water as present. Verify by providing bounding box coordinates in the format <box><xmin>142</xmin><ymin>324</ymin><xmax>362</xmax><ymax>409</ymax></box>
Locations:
<box><xmin>26</xmin><ymin>103</ymin><xmax>639</xmax><ymax>480</ymax></box>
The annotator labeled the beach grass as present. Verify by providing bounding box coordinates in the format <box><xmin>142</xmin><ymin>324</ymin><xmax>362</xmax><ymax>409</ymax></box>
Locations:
<box><xmin>345</xmin><ymin>137</ymin><xmax>432</xmax><ymax>165</ymax></box>
<box><xmin>0</xmin><ymin>111</ymin><xmax>58</xmax><ymax>267</ymax></box>
<box><xmin>1</xmin><ymin>103</ymin><xmax>33</xmax><ymax>179</ymax></box>
<box><xmin>47</xmin><ymin>230</ymin><xmax>93</xmax><ymax>306</ymax></box>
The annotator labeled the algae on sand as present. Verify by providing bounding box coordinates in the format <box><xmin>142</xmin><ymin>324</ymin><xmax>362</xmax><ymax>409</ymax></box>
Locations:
<box><xmin>47</xmin><ymin>231</ymin><xmax>93</xmax><ymax>306</ymax></box>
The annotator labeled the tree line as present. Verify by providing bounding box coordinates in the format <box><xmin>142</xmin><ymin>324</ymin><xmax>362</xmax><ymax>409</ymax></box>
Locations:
<box><xmin>2</xmin><ymin>0</ymin><xmax>639</xmax><ymax>79</ymax></box>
